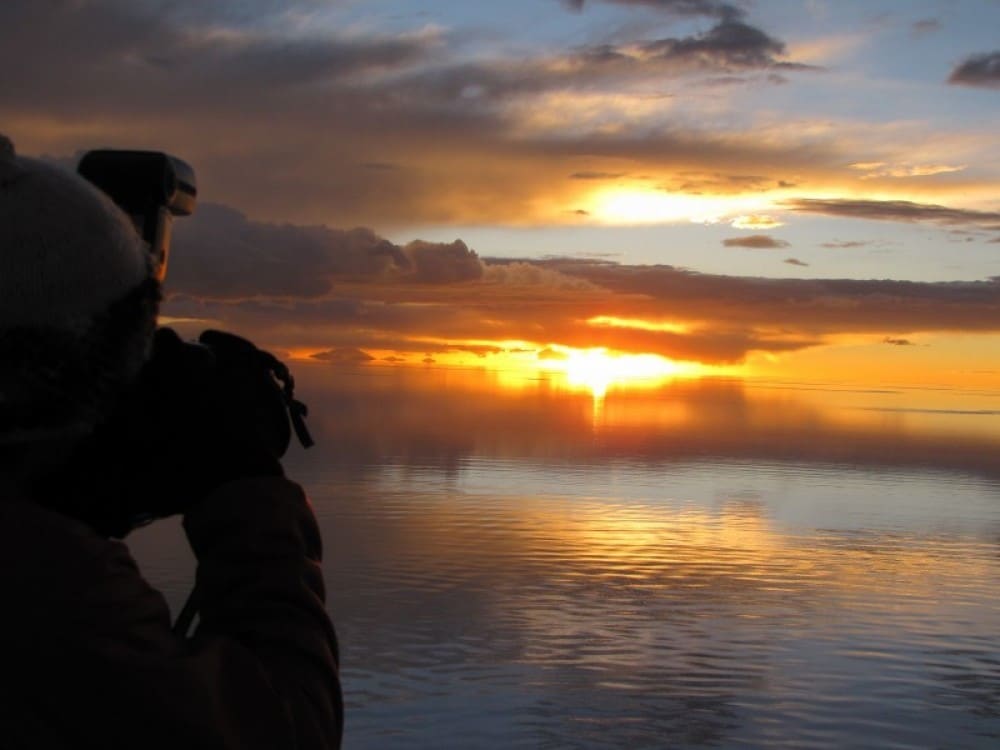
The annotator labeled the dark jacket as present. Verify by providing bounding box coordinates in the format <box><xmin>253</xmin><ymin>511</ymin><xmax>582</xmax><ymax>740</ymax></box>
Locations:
<box><xmin>0</xmin><ymin>476</ymin><xmax>343</xmax><ymax>749</ymax></box>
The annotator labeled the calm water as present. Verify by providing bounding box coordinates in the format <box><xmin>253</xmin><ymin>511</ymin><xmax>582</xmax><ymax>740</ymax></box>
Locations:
<box><xmin>131</xmin><ymin>365</ymin><xmax>1000</xmax><ymax>748</ymax></box>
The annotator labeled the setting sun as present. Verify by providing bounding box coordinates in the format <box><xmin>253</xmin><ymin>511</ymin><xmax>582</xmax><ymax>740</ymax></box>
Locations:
<box><xmin>535</xmin><ymin>346</ymin><xmax>707</xmax><ymax>399</ymax></box>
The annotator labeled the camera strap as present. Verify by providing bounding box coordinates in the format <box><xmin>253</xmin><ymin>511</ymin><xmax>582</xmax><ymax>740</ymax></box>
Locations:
<box><xmin>260</xmin><ymin>351</ymin><xmax>314</xmax><ymax>450</ymax></box>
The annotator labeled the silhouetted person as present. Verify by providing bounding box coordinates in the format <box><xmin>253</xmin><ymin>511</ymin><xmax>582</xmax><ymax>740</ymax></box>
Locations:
<box><xmin>0</xmin><ymin>135</ymin><xmax>342</xmax><ymax>748</ymax></box>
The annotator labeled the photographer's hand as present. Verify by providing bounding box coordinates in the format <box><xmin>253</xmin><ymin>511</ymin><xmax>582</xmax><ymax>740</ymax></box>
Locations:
<box><xmin>129</xmin><ymin>327</ymin><xmax>286</xmax><ymax>516</ymax></box>
<box><xmin>37</xmin><ymin>327</ymin><xmax>294</xmax><ymax>536</ymax></box>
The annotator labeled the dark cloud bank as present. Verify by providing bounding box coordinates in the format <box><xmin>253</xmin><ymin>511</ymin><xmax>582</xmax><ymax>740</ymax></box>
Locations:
<box><xmin>169</xmin><ymin>204</ymin><xmax>483</xmax><ymax>298</ymax></box>
<box><xmin>165</xmin><ymin>204</ymin><xmax>1000</xmax><ymax>365</ymax></box>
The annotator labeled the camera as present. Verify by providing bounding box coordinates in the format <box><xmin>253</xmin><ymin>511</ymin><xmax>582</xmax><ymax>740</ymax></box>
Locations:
<box><xmin>76</xmin><ymin>146</ymin><xmax>311</xmax><ymax>454</ymax></box>
<box><xmin>62</xmin><ymin>149</ymin><xmax>313</xmax><ymax>537</ymax></box>
<box><xmin>77</xmin><ymin>150</ymin><xmax>197</xmax><ymax>280</ymax></box>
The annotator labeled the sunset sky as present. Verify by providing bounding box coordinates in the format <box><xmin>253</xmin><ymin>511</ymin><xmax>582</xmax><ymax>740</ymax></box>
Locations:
<box><xmin>4</xmin><ymin>0</ymin><xmax>999</xmax><ymax>388</ymax></box>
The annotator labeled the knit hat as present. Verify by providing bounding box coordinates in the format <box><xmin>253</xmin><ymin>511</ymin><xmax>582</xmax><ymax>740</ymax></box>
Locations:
<box><xmin>0</xmin><ymin>135</ymin><xmax>158</xmax><ymax>445</ymax></box>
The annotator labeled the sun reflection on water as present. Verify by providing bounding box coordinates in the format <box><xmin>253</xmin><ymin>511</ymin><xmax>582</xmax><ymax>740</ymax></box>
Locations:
<box><xmin>534</xmin><ymin>346</ymin><xmax>709</xmax><ymax>422</ymax></box>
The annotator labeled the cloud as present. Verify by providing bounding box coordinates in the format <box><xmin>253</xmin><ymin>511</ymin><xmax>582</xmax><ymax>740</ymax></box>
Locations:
<box><xmin>311</xmin><ymin>347</ymin><xmax>376</xmax><ymax>364</ymax></box>
<box><xmin>160</xmin><ymin>205</ymin><xmax>1000</xmax><ymax>368</ymax></box>
<box><xmin>0</xmin><ymin>0</ymin><xmax>986</xmax><ymax>237</ymax></box>
<box><xmin>481</xmin><ymin>260</ymin><xmax>598</xmax><ymax>291</ymax></box>
<box><xmin>848</xmin><ymin>161</ymin><xmax>966</xmax><ymax>179</ymax></box>
<box><xmin>541</xmin><ymin>259</ymin><xmax>1000</xmax><ymax>337</ymax></box>
<box><xmin>882</xmin><ymin>337</ymin><xmax>915</xmax><ymax>346</ymax></box>
<box><xmin>948</xmin><ymin>51</ymin><xmax>1000</xmax><ymax>89</ymax></box>
<box><xmin>0</xmin><ymin>0</ymin><xmax>828</xmax><ymax>229</ymax></box>
<box><xmin>787</xmin><ymin>199</ymin><xmax>1000</xmax><ymax>228</ymax></box>
<box><xmin>538</xmin><ymin>347</ymin><xmax>569</xmax><ymax>360</ymax></box>
<box><xmin>911</xmin><ymin>19</ymin><xmax>941</xmax><ymax>37</ymax></box>
<box><xmin>562</xmin><ymin>0</ymin><xmax>744</xmax><ymax>20</ymax></box>
<box><xmin>723</xmin><ymin>234</ymin><xmax>790</xmax><ymax>249</ymax></box>
<box><xmin>168</xmin><ymin>203</ymin><xmax>483</xmax><ymax>299</ymax></box>
<box><xmin>570</xmin><ymin>171</ymin><xmax>627</xmax><ymax>180</ymax></box>
<box><xmin>783</xmin><ymin>258</ymin><xmax>809</xmax><ymax>267</ymax></box>
<box><xmin>404</xmin><ymin>240</ymin><xmax>483</xmax><ymax>283</ymax></box>
<box><xmin>0</xmin><ymin>2</ymin><xmax>440</xmax><ymax>111</ymax></box>
<box><xmin>577</xmin><ymin>21</ymin><xmax>813</xmax><ymax>75</ymax></box>
<box><xmin>731</xmin><ymin>214</ymin><xmax>784</xmax><ymax>229</ymax></box>
<box><xmin>820</xmin><ymin>240</ymin><xmax>870</xmax><ymax>249</ymax></box>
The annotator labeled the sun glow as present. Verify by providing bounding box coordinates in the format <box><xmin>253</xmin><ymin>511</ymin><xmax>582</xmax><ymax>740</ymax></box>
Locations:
<box><xmin>290</xmin><ymin>335</ymin><xmax>750</xmax><ymax>406</ymax></box>
<box><xmin>588</xmin><ymin>187</ymin><xmax>775</xmax><ymax>225</ymax></box>
<box><xmin>536</xmin><ymin>346</ymin><xmax>705</xmax><ymax>399</ymax></box>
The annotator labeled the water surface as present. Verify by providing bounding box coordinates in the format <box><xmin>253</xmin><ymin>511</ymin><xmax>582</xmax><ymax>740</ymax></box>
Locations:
<box><xmin>132</xmin><ymin>366</ymin><xmax>1000</xmax><ymax>748</ymax></box>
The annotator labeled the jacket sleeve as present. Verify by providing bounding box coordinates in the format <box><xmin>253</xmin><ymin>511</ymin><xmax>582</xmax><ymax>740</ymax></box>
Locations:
<box><xmin>4</xmin><ymin>477</ymin><xmax>342</xmax><ymax>750</ymax></box>
<box><xmin>182</xmin><ymin>476</ymin><xmax>344</xmax><ymax>749</ymax></box>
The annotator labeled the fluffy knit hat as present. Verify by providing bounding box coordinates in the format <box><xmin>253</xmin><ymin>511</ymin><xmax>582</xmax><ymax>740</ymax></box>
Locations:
<box><xmin>0</xmin><ymin>135</ymin><xmax>158</xmax><ymax>445</ymax></box>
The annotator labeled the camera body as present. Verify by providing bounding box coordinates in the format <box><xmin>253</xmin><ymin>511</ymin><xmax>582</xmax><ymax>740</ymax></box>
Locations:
<box><xmin>78</xmin><ymin>150</ymin><xmax>197</xmax><ymax>280</ymax></box>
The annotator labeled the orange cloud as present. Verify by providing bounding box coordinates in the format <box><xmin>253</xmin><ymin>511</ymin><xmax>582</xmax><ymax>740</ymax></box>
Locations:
<box><xmin>160</xmin><ymin>203</ymin><xmax>1000</xmax><ymax>382</ymax></box>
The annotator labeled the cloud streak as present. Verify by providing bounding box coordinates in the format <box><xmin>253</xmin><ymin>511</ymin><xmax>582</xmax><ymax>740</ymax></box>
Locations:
<box><xmin>723</xmin><ymin>234</ymin><xmax>790</xmax><ymax>249</ymax></box>
<box><xmin>563</xmin><ymin>0</ymin><xmax>743</xmax><ymax>19</ymax></box>
<box><xmin>787</xmin><ymin>199</ymin><xmax>1000</xmax><ymax>229</ymax></box>
<box><xmin>948</xmin><ymin>51</ymin><xmax>1000</xmax><ymax>89</ymax></box>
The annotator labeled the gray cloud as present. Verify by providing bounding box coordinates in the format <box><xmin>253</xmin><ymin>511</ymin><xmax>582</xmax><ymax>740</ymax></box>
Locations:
<box><xmin>558</xmin><ymin>1</ymin><xmax>811</xmax><ymax>76</ymax></box>
<box><xmin>405</xmin><ymin>240</ymin><xmax>483</xmax><ymax>284</ymax></box>
<box><xmin>883</xmin><ymin>337</ymin><xmax>915</xmax><ymax>346</ymax></box>
<box><xmin>543</xmin><ymin>259</ymin><xmax>1000</xmax><ymax>336</ymax></box>
<box><xmin>784</xmin><ymin>258</ymin><xmax>809</xmax><ymax>267</ymax></box>
<box><xmin>575</xmin><ymin>21</ymin><xmax>811</xmax><ymax>74</ymax></box>
<box><xmin>385</xmin><ymin>18</ymin><xmax>810</xmax><ymax>112</ymax></box>
<box><xmin>820</xmin><ymin>240</ymin><xmax>870</xmax><ymax>249</ymax></box>
<box><xmin>563</xmin><ymin>0</ymin><xmax>744</xmax><ymax>21</ymax></box>
<box><xmin>787</xmin><ymin>198</ymin><xmax>1000</xmax><ymax>228</ymax></box>
<box><xmin>948</xmin><ymin>51</ymin><xmax>1000</xmax><ymax>89</ymax></box>
<box><xmin>723</xmin><ymin>234</ymin><xmax>790</xmax><ymax>249</ymax></box>
<box><xmin>637</xmin><ymin>21</ymin><xmax>802</xmax><ymax>71</ymax></box>
<box><xmin>0</xmin><ymin>2</ymin><xmax>438</xmax><ymax>115</ymax></box>
<box><xmin>911</xmin><ymin>18</ymin><xmax>941</xmax><ymax>36</ymax></box>
<box><xmin>0</xmin><ymin>0</ymin><xmax>802</xmax><ymax>118</ymax></box>
<box><xmin>168</xmin><ymin>203</ymin><xmax>482</xmax><ymax>299</ymax></box>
